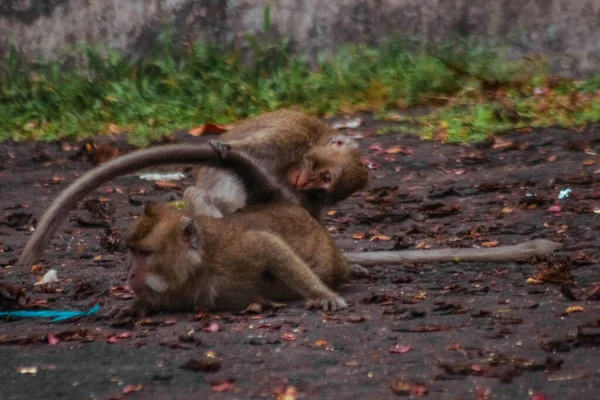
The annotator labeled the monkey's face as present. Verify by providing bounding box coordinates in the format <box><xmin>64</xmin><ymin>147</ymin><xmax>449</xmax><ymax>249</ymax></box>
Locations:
<box><xmin>124</xmin><ymin>203</ymin><xmax>202</xmax><ymax>302</ymax></box>
<box><xmin>289</xmin><ymin>136</ymin><xmax>364</xmax><ymax>197</ymax></box>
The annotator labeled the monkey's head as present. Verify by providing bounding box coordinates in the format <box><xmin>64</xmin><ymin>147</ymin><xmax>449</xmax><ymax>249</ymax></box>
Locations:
<box><xmin>288</xmin><ymin>135</ymin><xmax>369</xmax><ymax>204</ymax></box>
<box><xmin>124</xmin><ymin>202</ymin><xmax>203</xmax><ymax>302</ymax></box>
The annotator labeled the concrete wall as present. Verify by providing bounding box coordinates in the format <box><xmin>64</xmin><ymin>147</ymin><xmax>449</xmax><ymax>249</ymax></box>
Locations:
<box><xmin>1</xmin><ymin>0</ymin><xmax>600</xmax><ymax>77</ymax></box>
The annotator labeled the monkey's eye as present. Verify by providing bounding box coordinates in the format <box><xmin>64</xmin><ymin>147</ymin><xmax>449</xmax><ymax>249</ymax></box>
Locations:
<box><xmin>321</xmin><ymin>171</ymin><xmax>332</xmax><ymax>184</ymax></box>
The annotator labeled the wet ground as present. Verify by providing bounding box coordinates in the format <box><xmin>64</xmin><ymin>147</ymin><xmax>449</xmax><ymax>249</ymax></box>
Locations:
<box><xmin>1</xmin><ymin>117</ymin><xmax>600</xmax><ymax>399</ymax></box>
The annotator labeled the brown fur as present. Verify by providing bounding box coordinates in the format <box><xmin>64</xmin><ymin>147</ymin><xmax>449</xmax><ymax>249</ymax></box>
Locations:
<box><xmin>184</xmin><ymin>109</ymin><xmax>370</xmax><ymax>219</ymax></box>
<box><xmin>123</xmin><ymin>202</ymin><xmax>350</xmax><ymax>314</ymax></box>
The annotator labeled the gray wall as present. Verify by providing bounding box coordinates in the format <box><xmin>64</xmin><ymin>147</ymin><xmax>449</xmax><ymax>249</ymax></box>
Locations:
<box><xmin>2</xmin><ymin>0</ymin><xmax>600</xmax><ymax>77</ymax></box>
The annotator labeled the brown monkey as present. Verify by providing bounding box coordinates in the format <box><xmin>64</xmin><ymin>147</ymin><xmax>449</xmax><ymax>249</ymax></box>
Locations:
<box><xmin>119</xmin><ymin>201</ymin><xmax>562</xmax><ymax>315</ymax></box>
<box><xmin>183</xmin><ymin>109</ymin><xmax>370</xmax><ymax>219</ymax></box>
<box><xmin>16</xmin><ymin>143</ymin><xmax>291</xmax><ymax>268</ymax></box>
<box><xmin>122</xmin><ymin>201</ymin><xmax>351</xmax><ymax>314</ymax></box>
<box><xmin>18</xmin><ymin>110</ymin><xmax>369</xmax><ymax>267</ymax></box>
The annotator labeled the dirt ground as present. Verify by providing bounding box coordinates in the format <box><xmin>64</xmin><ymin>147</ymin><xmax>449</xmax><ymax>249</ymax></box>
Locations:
<box><xmin>1</xmin><ymin>117</ymin><xmax>600</xmax><ymax>400</ymax></box>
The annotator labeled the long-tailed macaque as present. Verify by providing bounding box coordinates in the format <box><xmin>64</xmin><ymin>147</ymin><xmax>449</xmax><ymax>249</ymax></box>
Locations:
<box><xmin>121</xmin><ymin>201</ymin><xmax>561</xmax><ymax>315</ymax></box>
<box><xmin>122</xmin><ymin>201</ymin><xmax>351</xmax><ymax>314</ymax></box>
<box><xmin>183</xmin><ymin>109</ymin><xmax>370</xmax><ymax>219</ymax></box>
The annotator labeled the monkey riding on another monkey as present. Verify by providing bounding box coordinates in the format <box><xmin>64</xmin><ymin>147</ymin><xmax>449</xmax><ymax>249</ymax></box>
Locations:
<box><xmin>16</xmin><ymin>110</ymin><xmax>562</xmax><ymax>315</ymax></box>
<box><xmin>18</xmin><ymin>109</ymin><xmax>370</xmax><ymax>267</ymax></box>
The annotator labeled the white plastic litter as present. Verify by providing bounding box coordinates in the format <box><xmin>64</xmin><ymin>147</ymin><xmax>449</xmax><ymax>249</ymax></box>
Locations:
<box><xmin>34</xmin><ymin>269</ymin><xmax>59</xmax><ymax>286</ymax></box>
<box><xmin>558</xmin><ymin>188</ymin><xmax>572</xmax><ymax>200</ymax></box>
<box><xmin>139</xmin><ymin>172</ymin><xmax>186</xmax><ymax>181</ymax></box>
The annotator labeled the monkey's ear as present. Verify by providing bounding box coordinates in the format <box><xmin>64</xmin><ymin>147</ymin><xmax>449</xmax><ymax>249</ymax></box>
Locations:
<box><xmin>329</xmin><ymin>135</ymin><xmax>359</xmax><ymax>150</ymax></box>
<box><xmin>181</xmin><ymin>217</ymin><xmax>200</xmax><ymax>249</ymax></box>
<box><xmin>144</xmin><ymin>201</ymin><xmax>159</xmax><ymax>216</ymax></box>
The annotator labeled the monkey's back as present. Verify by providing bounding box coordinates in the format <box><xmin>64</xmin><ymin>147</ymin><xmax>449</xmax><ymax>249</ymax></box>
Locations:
<box><xmin>208</xmin><ymin>204</ymin><xmax>350</xmax><ymax>288</ymax></box>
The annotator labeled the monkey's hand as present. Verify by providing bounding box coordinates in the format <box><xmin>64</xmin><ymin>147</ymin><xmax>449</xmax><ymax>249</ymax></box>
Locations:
<box><xmin>305</xmin><ymin>296</ymin><xmax>348</xmax><ymax>312</ymax></box>
<box><xmin>349</xmin><ymin>264</ymin><xmax>370</xmax><ymax>278</ymax></box>
<box><xmin>208</xmin><ymin>139</ymin><xmax>232</xmax><ymax>160</ymax></box>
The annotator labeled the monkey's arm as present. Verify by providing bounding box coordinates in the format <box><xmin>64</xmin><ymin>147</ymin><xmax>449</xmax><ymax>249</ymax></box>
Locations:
<box><xmin>246</xmin><ymin>231</ymin><xmax>347</xmax><ymax>311</ymax></box>
<box><xmin>344</xmin><ymin>239</ymin><xmax>561</xmax><ymax>266</ymax></box>
<box><xmin>17</xmin><ymin>143</ymin><xmax>288</xmax><ymax>268</ymax></box>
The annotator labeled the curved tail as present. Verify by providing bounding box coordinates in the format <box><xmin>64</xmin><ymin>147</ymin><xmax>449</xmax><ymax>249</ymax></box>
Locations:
<box><xmin>17</xmin><ymin>143</ymin><xmax>286</xmax><ymax>268</ymax></box>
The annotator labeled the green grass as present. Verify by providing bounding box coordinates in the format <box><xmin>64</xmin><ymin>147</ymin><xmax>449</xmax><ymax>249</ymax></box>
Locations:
<box><xmin>2</xmin><ymin>23</ymin><xmax>600</xmax><ymax>145</ymax></box>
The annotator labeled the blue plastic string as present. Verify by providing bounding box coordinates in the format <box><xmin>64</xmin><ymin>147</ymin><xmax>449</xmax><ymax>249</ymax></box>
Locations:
<box><xmin>0</xmin><ymin>303</ymin><xmax>101</xmax><ymax>322</ymax></box>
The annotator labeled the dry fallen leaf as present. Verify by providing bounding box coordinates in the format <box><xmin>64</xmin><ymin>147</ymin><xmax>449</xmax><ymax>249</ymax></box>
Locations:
<box><xmin>352</xmin><ymin>232</ymin><xmax>366</xmax><ymax>240</ymax></box>
<box><xmin>583</xmin><ymin>159</ymin><xmax>596</xmax><ymax>166</ymax></box>
<box><xmin>16</xmin><ymin>366</ymin><xmax>38</xmax><ymax>375</ymax></box>
<box><xmin>327</xmin><ymin>210</ymin><xmax>337</xmax><ymax>216</ymax></box>
<box><xmin>492</xmin><ymin>138</ymin><xmax>514</xmax><ymax>150</ymax></box>
<box><xmin>501</xmin><ymin>207</ymin><xmax>513</xmax><ymax>214</ymax></box>
<box><xmin>481</xmin><ymin>241</ymin><xmax>499</xmax><ymax>248</ymax></box>
<box><xmin>154</xmin><ymin>181</ymin><xmax>179</xmax><ymax>189</ymax></box>
<box><xmin>188</xmin><ymin>123</ymin><xmax>230</xmax><ymax>136</ymax></box>
<box><xmin>370</xmin><ymin>235</ymin><xmax>391</xmax><ymax>242</ymax></box>
<box><xmin>565</xmin><ymin>306</ymin><xmax>584</xmax><ymax>314</ymax></box>
<box><xmin>276</xmin><ymin>386</ymin><xmax>298</xmax><ymax>400</ymax></box>
<box><xmin>526</xmin><ymin>277</ymin><xmax>544</xmax><ymax>285</ymax></box>
<box><xmin>384</xmin><ymin>145</ymin><xmax>412</xmax><ymax>155</ymax></box>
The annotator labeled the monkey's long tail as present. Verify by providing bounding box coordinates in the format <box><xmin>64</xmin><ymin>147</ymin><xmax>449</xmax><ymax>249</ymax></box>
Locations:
<box><xmin>344</xmin><ymin>239</ymin><xmax>562</xmax><ymax>266</ymax></box>
<box><xmin>17</xmin><ymin>143</ymin><xmax>279</xmax><ymax>268</ymax></box>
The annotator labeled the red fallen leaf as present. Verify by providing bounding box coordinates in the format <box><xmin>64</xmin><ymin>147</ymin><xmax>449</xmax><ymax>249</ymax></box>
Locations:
<box><xmin>27</xmin><ymin>299</ymin><xmax>50</xmax><ymax>308</ymax></box>
<box><xmin>368</xmin><ymin>144</ymin><xmax>384</xmax><ymax>152</ymax></box>
<box><xmin>281</xmin><ymin>333</ymin><xmax>296</xmax><ymax>341</ymax></box>
<box><xmin>411</xmin><ymin>383</ymin><xmax>429</xmax><ymax>397</ymax></box>
<box><xmin>46</xmin><ymin>334</ymin><xmax>60</xmax><ymax>345</ymax></box>
<box><xmin>110</xmin><ymin>285</ymin><xmax>134</xmax><ymax>299</ymax></box>
<box><xmin>475</xmin><ymin>387</ymin><xmax>492</xmax><ymax>400</ymax></box>
<box><xmin>548</xmin><ymin>205</ymin><xmax>562</xmax><ymax>213</ymax></box>
<box><xmin>364</xmin><ymin>160</ymin><xmax>380</xmax><ymax>170</ymax></box>
<box><xmin>531</xmin><ymin>393</ymin><xmax>547</xmax><ymax>400</ymax></box>
<box><xmin>391</xmin><ymin>379</ymin><xmax>428</xmax><ymax>396</ymax></box>
<box><xmin>210</xmin><ymin>379</ymin><xmax>236</xmax><ymax>393</ymax></box>
<box><xmin>107</xmin><ymin>332</ymin><xmax>131</xmax><ymax>344</ymax></box>
<box><xmin>191</xmin><ymin>312</ymin><xmax>208</xmax><ymax>321</ymax></box>
<box><xmin>203</xmin><ymin>322</ymin><xmax>221</xmax><ymax>332</ymax></box>
<box><xmin>122</xmin><ymin>384</ymin><xmax>143</xmax><ymax>394</ymax></box>
<box><xmin>188</xmin><ymin>123</ymin><xmax>231</xmax><ymax>137</ymax></box>
<box><xmin>389</xmin><ymin>344</ymin><xmax>411</xmax><ymax>354</ymax></box>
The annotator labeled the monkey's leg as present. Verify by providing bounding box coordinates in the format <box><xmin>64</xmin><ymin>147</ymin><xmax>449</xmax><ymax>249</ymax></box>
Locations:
<box><xmin>247</xmin><ymin>231</ymin><xmax>348</xmax><ymax>311</ymax></box>
<box><xmin>183</xmin><ymin>186</ymin><xmax>225</xmax><ymax>218</ymax></box>
<box><xmin>184</xmin><ymin>168</ymin><xmax>248</xmax><ymax>218</ymax></box>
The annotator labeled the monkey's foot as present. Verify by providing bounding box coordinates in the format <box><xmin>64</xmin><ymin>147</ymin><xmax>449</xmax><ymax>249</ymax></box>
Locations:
<box><xmin>305</xmin><ymin>296</ymin><xmax>348</xmax><ymax>312</ymax></box>
<box><xmin>349</xmin><ymin>264</ymin><xmax>370</xmax><ymax>278</ymax></box>
<box><xmin>105</xmin><ymin>305</ymin><xmax>145</xmax><ymax>320</ymax></box>
<box><xmin>208</xmin><ymin>139</ymin><xmax>231</xmax><ymax>159</ymax></box>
